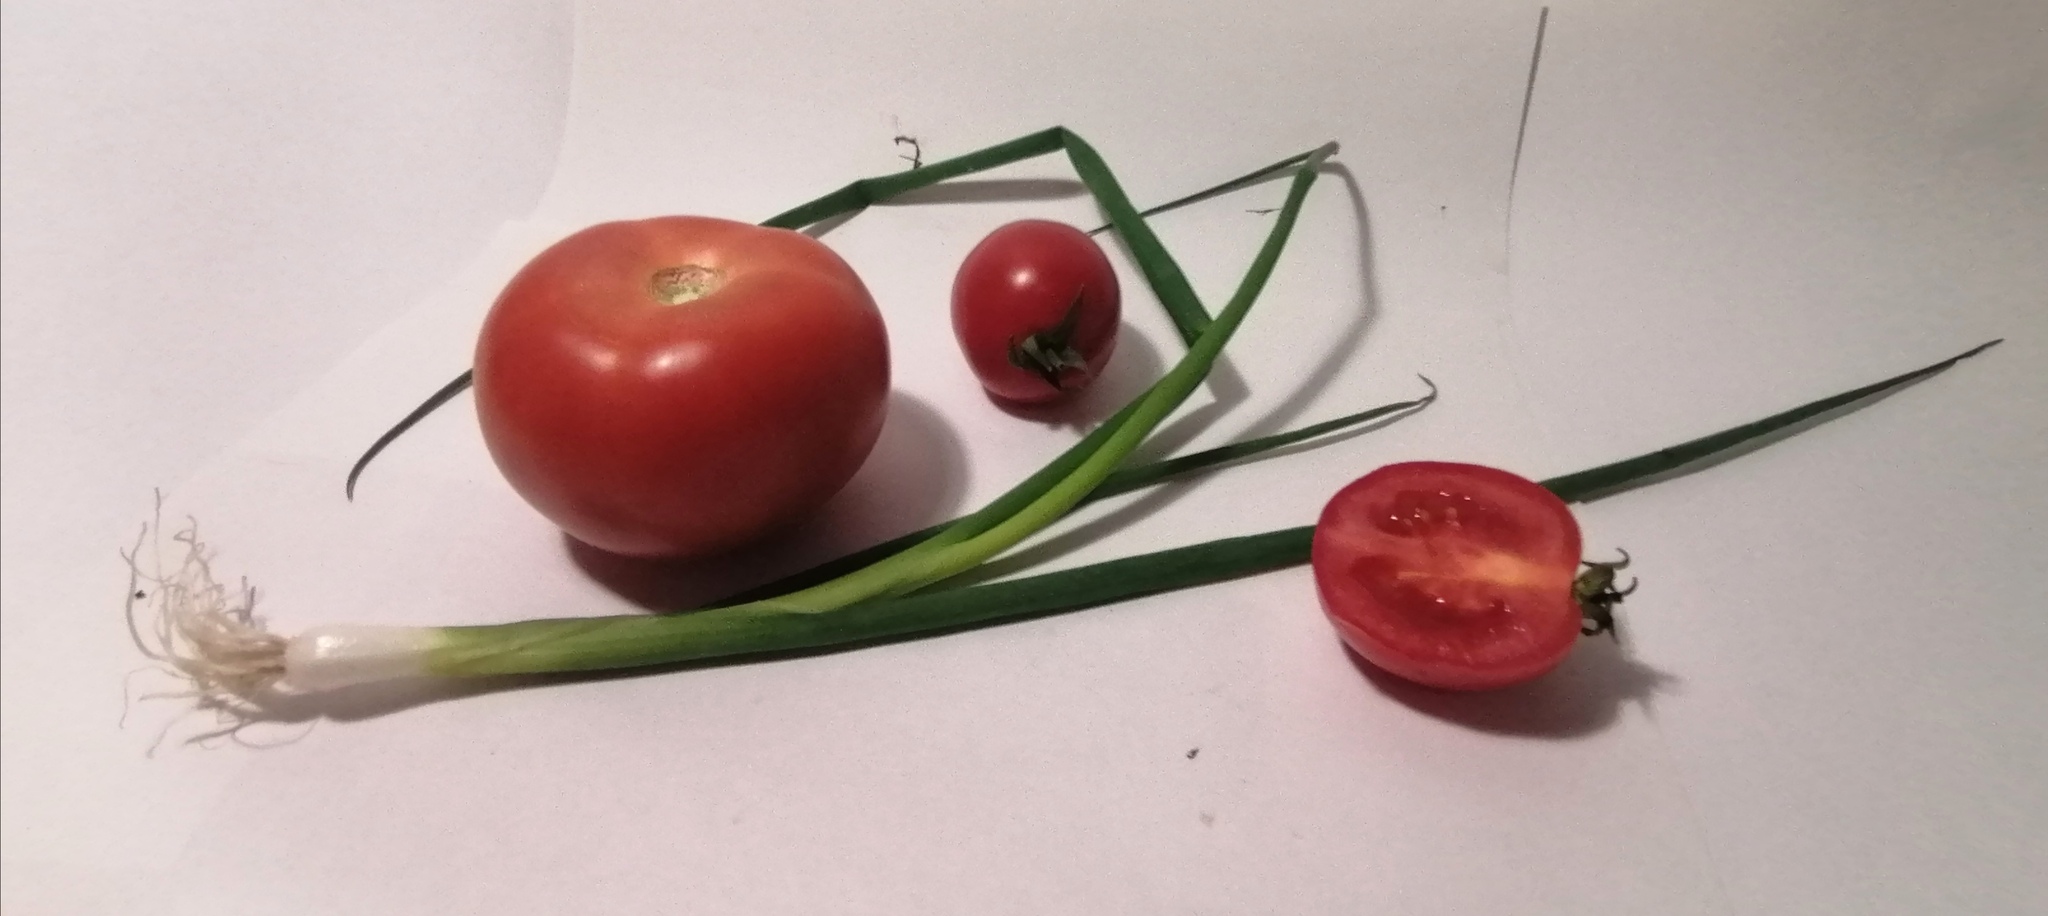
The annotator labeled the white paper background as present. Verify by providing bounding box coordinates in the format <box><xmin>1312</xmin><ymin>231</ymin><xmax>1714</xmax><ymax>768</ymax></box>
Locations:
<box><xmin>5</xmin><ymin>2</ymin><xmax>2044</xmax><ymax>914</ymax></box>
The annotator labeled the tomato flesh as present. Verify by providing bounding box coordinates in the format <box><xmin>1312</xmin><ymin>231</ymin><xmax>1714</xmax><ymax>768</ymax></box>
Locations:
<box><xmin>1312</xmin><ymin>462</ymin><xmax>1583</xmax><ymax>690</ymax></box>
<box><xmin>474</xmin><ymin>215</ymin><xmax>889</xmax><ymax>559</ymax></box>
<box><xmin>950</xmin><ymin>219</ymin><xmax>1120</xmax><ymax>404</ymax></box>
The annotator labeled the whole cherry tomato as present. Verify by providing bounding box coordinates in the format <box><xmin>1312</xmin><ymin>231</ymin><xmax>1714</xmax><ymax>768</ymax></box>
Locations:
<box><xmin>1311</xmin><ymin>462</ymin><xmax>1586</xmax><ymax>690</ymax></box>
<box><xmin>473</xmin><ymin>215</ymin><xmax>890</xmax><ymax>559</ymax></box>
<box><xmin>950</xmin><ymin>219</ymin><xmax>1120</xmax><ymax>404</ymax></box>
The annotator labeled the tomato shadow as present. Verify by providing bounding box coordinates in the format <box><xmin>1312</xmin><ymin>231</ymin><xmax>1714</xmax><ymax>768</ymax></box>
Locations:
<box><xmin>801</xmin><ymin>388</ymin><xmax>972</xmax><ymax>550</ymax></box>
<box><xmin>1348</xmin><ymin>635</ymin><xmax>1678</xmax><ymax>739</ymax></box>
<box><xmin>558</xmin><ymin>389</ymin><xmax>970</xmax><ymax>612</ymax></box>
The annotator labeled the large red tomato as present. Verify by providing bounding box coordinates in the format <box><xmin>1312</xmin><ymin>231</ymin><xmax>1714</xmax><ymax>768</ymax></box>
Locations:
<box><xmin>1311</xmin><ymin>462</ymin><xmax>1585</xmax><ymax>690</ymax></box>
<box><xmin>473</xmin><ymin>215</ymin><xmax>890</xmax><ymax>559</ymax></box>
<box><xmin>950</xmin><ymin>219</ymin><xmax>1120</xmax><ymax>404</ymax></box>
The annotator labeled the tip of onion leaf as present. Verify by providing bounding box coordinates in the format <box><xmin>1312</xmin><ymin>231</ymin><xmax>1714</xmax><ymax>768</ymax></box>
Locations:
<box><xmin>1540</xmin><ymin>338</ymin><xmax>2002</xmax><ymax>504</ymax></box>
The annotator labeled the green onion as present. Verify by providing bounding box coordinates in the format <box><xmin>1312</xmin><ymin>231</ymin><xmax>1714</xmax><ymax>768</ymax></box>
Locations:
<box><xmin>136</xmin><ymin>125</ymin><xmax>2000</xmax><ymax>713</ymax></box>
<box><xmin>139</xmin><ymin>331</ymin><xmax>1998</xmax><ymax>698</ymax></box>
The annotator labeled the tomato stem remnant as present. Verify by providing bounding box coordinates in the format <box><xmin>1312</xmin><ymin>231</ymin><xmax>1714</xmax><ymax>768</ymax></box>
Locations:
<box><xmin>895</xmin><ymin>135</ymin><xmax>923</xmax><ymax>169</ymax></box>
<box><xmin>1006</xmin><ymin>294</ymin><xmax>1091</xmax><ymax>391</ymax></box>
<box><xmin>649</xmin><ymin>265</ymin><xmax>724</xmax><ymax>305</ymax></box>
<box><xmin>1573</xmin><ymin>548</ymin><xmax>1636</xmax><ymax>639</ymax></box>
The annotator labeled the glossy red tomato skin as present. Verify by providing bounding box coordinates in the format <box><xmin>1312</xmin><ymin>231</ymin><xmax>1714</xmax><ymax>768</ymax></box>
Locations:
<box><xmin>1311</xmin><ymin>462</ymin><xmax>1584</xmax><ymax>691</ymax></box>
<box><xmin>473</xmin><ymin>215</ymin><xmax>890</xmax><ymax>559</ymax></box>
<box><xmin>950</xmin><ymin>219</ymin><xmax>1120</xmax><ymax>404</ymax></box>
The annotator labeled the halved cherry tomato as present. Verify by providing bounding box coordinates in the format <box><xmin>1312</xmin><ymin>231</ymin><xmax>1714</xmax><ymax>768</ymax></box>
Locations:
<box><xmin>1311</xmin><ymin>461</ymin><xmax>1584</xmax><ymax>690</ymax></box>
<box><xmin>950</xmin><ymin>219</ymin><xmax>1120</xmax><ymax>404</ymax></box>
<box><xmin>473</xmin><ymin>215</ymin><xmax>890</xmax><ymax>559</ymax></box>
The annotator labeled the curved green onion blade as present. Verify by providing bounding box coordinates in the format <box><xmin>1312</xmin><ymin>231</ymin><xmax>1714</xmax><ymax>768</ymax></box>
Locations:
<box><xmin>342</xmin><ymin>132</ymin><xmax>1325</xmax><ymax>498</ymax></box>
<box><xmin>710</xmin><ymin>380</ymin><xmax>1435</xmax><ymax>608</ymax></box>
<box><xmin>424</xmin><ymin>339</ymin><xmax>1999</xmax><ymax>678</ymax></box>
<box><xmin>1540</xmin><ymin>338</ymin><xmax>2002</xmax><ymax>503</ymax></box>
<box><xmin>344</xmin><ymin>370</ymin><xmax>473</xmax><ymax>501</ymax></box>
<box><xmin>1085</xmin><ymin>146</ymin><xmax>1324</xmax><ymax>237</ymax></box>
<box><xmin>1097</xmin><ymin>375</ymin><xmax>1434</xmax><ymax>499</ymax></box>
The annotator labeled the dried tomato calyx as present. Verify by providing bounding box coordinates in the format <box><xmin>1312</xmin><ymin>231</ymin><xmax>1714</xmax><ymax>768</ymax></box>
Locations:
<box><xmin>1573</xmin><ymin>547</ymin><xmax>1637</xmax><ymax>639</ymax></box>
<box><xmin>1006</xmin><ymin>293</ymin><xmax>1090</xmax><ymax>391</ymax></box>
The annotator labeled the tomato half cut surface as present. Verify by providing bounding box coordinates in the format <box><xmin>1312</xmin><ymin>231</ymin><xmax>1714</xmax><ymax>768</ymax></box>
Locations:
<box><xmin>1311</xmin><ymin>461</ymin><xmax>1584</xmax><ymax>690</ymax></box>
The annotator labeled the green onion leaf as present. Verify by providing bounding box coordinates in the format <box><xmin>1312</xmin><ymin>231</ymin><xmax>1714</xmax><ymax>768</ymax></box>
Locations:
<box><xmin>1540</xmin><ymin>338</ymin><xmax>2002</xmax><ymax>503</ymax></box>
<box><xmin>1085</xmin><ymin>147</ymin><xmax>1325</xmax><ymax>238</ymax></box>
<box><xmin>1094</xmin><ymin>375</ymin><xmax>1434</xmax><ymax>501</ymax></box>
<box><xmin>425</xmin><ymin>339</ymin><xmax>1998</xmax><ymax>677</ymax></box>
